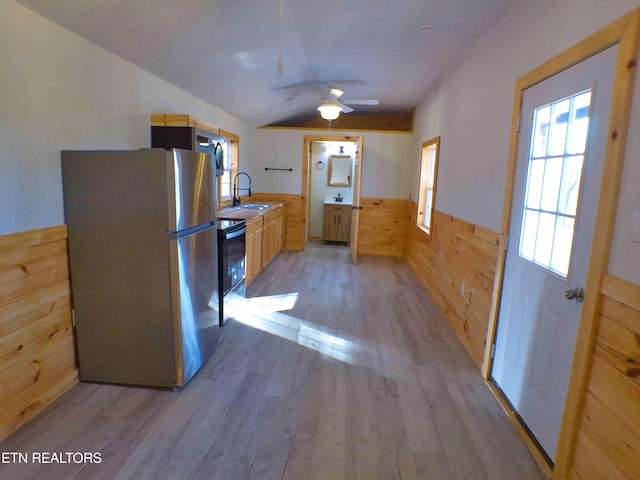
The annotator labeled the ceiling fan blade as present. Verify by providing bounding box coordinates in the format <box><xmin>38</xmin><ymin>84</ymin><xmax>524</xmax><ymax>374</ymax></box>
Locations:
<box><xmin>340</xmin><ymin>104</ymin><xmax>354</xmax><ymax>114</ymax></box>
<box><xmin>342</xmin><ymin>99</ymin><xmax>379</xmax><ymax>106</ymax></box>
<box><xmin>328</xmin><ymin>87</ymin><xmax>344</xmax><ymax>100</ymax></box>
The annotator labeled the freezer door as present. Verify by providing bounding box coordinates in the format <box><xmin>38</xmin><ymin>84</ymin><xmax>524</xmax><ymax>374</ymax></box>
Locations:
<box><xmin>168</xmin><ymin>224</ymin><xmax>219</xmax><ymax>386</ymax></box>
<box><xmin>166</xmin><ymin>149</ymin><xmax>214</xmax><ymax>232</ymax></box>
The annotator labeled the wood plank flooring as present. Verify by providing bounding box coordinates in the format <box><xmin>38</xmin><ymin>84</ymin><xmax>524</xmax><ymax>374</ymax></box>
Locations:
<box><xmin>0</xmin><ymin>243</ymin><xmax>543</xmax><ymax>479</ymax></box>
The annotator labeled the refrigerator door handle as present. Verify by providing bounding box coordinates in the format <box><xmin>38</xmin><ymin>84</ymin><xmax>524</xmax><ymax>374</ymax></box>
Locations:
<box><xmin>168</xmin><ymin>221</ymin><xmax>215</xmax><ymax>238</ymax></box>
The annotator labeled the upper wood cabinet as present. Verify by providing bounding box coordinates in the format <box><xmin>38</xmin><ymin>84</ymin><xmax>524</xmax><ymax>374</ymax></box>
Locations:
<box><xmin>150</xmin><ymin>114</ymin><xmax>220</xmax><ymax>134</ymax></box>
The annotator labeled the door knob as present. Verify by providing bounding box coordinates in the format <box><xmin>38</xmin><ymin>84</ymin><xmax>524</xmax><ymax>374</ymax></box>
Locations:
<box><xmin>565</xmin><ymin>287</ymin><xmax>584</xmax><ymax>302</ymax></box>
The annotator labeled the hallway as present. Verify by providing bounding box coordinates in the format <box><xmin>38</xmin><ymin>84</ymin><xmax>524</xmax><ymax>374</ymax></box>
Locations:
<box><xmin>0</xmin><ymin>244</ymin><xmax>543</xmax><ymax>479</ymax></box>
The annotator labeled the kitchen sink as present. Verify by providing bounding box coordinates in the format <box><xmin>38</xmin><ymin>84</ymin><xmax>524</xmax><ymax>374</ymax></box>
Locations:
<box><xmin>240</xmin><ymin>204</ymin><xmax>271</xmax><ymax>210</ymax></box>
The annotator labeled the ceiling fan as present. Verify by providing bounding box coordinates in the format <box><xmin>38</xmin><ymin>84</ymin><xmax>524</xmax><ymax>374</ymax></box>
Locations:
<box><xmin>317</xmin><ymin>87</ymin><xmax>379</xmax><ymax>120</ymax></box>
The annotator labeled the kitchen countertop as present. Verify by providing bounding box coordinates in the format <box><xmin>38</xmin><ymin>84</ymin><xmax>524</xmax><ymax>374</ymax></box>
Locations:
<box><xmin>217</xmin><ymin>201</ymin><xmax>285</xmax><ymax>221</ymax></box>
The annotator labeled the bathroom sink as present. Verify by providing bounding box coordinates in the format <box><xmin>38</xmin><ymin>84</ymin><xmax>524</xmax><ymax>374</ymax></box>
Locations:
<box><xmin>241</xmin><ymin>204</ymin><xmax>271</xmax><ymax>210</ymax></box>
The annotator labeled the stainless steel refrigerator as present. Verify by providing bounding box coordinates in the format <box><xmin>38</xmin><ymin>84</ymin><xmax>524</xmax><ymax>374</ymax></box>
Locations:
<box><xmin>62</xmin><ymin>148</ymin><xmax>219</xmax><ymax>388</ymax></box>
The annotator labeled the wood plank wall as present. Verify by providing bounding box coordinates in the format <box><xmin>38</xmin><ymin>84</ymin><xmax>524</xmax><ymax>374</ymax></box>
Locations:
<box><xmin>0</xmin><ymin>226</ymin><xmax>78</xmax><ymax>442</ymax></box>
<box><xmin>566</xmin><ymin>275</ymin><xmax>640</xmax><ymax>480</ymax></box>
<box><xmin>405</xmin><ymin>203</ymin><xmax>500</xmax><ymax>369</ymax></box>
<box><xmin>357</xmin><ymin>198</ymin><xmax>408</xmax><ymax>257</ymax></box>
<box><xmin>251</xmin><ymin>193</ymin><xmax>305</xmax><ymax>251</ymax></box>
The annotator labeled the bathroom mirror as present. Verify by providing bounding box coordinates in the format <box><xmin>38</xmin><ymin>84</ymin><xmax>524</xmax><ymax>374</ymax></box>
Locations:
<box><xmin>328</xmin><ymin>155</ymin><xmax>352</xmax><ymax>186</ymax></box>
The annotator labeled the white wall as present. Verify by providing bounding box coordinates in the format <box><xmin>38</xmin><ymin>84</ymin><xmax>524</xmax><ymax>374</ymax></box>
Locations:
<box><xmin>0</xmin><ymin>0</ymin><xmax>255</xmax><ymax>236</ymax></box>
<box><xmin>412</xmin><ymin>0</ymin><xmax>640</xmax><ymax>285</ymax></box>
<box><xmin>251</xmin><ymin>129</ymin><xmax>414</xmax><ymax>199</ymax></box>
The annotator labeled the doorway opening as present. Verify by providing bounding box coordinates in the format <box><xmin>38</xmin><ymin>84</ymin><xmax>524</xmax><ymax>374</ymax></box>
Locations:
<box><xmin>308</xmin><ymin>141</ymin><xmax>357</xmax><ymax>246</ymax></box>
<box><xmin>302</xmin><ymin>135</ymin><xmax>364</xmax><ymax>264</ymax></box>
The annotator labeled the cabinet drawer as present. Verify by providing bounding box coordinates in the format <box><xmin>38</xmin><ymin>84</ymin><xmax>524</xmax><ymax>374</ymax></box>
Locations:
<box><xmin>264</xmin><ymin>210</ymin><xmax>278</xmax><ymax>225</ymax></box>
<box><xmin>324</xmin><ymin>204</ymin><xmax>351</xmax><ymax>214</ymax></box>
<box><xmin>246</xmin><ymin>217</ymin><xmax>263</xmax><ymax>235</ymax></box>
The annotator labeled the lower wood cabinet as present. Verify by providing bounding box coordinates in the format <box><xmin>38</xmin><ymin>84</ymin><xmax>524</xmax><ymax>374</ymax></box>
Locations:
<box><xmin>262</xmin><ymin>210</ymin><xmax>278</xmax><ymax>269</ymax></box>
<box><xmin>323</xmin><ymin>204</ymin><xmax>352</xmax><ymax>243</ymax></box>
<box><xmin>245</xmin><ymin>204</ymin><xmax>287</xmax><ymax>286</ymax></box>
<box><xmin>245</xmin><ymin>217</ymin><xmax>263</xmax><ymax>286</ymax></box>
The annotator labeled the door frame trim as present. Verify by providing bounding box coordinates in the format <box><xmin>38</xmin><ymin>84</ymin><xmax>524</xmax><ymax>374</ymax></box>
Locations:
<box><xmin>481</xmin><ymin>8</ymin><xmax>640</xmax><ymax>478</ymax></box>
<box><xmin>301</xmin><ymin>135</ymin><xmax>364</xmax><ymax>250</ymax></box>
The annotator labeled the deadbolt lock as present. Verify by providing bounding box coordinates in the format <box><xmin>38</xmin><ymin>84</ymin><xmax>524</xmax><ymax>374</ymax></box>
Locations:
<box><xmin>565</xmin><ymin>287</ymin><xmax>585</xmax><ymax>302</ymax></box>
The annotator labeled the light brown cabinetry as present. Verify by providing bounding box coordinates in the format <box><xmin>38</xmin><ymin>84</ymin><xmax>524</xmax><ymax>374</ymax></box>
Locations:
<box><xmin>245</xmin><ymin>217</ymin><xmax>263</xmax><ymax>286</ymax></box>
<box><xmin>323</xmin><ymin>204</ymin><xmax>352</xmax><ymax>244</ymax></box>
<box><xmin>244</xmin><ymin>204</ymin><xmax>287</xmax><ymax>286</ymax></box>
<box><xmin>276</xmin><ymin>206</ymin><xmax>286</xmax><ymax>253</ymax></box>
<box><xmin>262</xmin><ymin>211</ymin><xmax>277</xmax><ymax>269</ymax></box>
<box><xmin>262</xmin><ymin>206</ymin><xmax>287</xmax><ymax>269</ymax></box>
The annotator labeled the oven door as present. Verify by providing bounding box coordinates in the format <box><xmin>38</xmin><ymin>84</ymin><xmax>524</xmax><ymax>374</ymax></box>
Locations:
<box><xmin>220</xmin><ymin>226</ymin><xmax>246</xmax><ymax>295</ymax></box>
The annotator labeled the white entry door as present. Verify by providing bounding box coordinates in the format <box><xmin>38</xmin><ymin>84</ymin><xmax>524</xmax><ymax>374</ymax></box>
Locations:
<box><xmin>491</xmin><ymin>45</ymin><xmax>617</xmax><ymax>460</ymax></box>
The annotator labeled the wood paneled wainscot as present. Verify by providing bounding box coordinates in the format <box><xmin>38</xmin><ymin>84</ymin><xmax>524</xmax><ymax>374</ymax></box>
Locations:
<box><xmin>566</xmin><ymin>275</ymin><xmax>640</xmax><ymax>480</ymax></box>
<box><xmin>357</xmin><ymin>198</ymin><xmax>408</xmax><ymax>257</ymax></box>
<box><xmin>0</xmin><ymin>226</ymin><xmax>78</xmax><ymax>442</ymax></box>
<box><xmin>406</xmin><ymin>204</ymin><xmax>500</xmax><ymax>369</ymax></box>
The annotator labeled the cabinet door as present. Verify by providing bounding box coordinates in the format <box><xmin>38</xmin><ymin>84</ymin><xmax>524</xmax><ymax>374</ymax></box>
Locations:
<box><xmin>253</xmin><ymin>228</ymin><xmax>263</xmax><ymax>278</ymax></box>
<box><xmin>245</xmin><ymin>231</ymin><xmax>255</xmax><ymax>285</ymax></box>
<box><xmin>262</xmin><ymin>220</ymin><xmax>275</xmax><ymax>268</ymax></box>
<box><xmin>275</xmin><ymin>214</ymin><xmax>285</xmax><ymax>253</ymax></box>
<box><xmin>337</xmin><ymin>209</ymin><xmax>352</xmax><ymax>243</ymax></box>
<box><xmin>323</xmin><ymin>206</ymin><xmax>337</xmax><ymax>241</ymax></box>
<box><xmin>324</xmin><ymin>205</ymin><xmax>351</xmax><ymax>243</ymax></box>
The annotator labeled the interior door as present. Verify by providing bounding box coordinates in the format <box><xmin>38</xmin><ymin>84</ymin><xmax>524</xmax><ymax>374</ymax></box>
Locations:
<box><xmin>491</xmin><ymin>45</ymin><xmax>617</xmax><ymax>460</ymax></box>
<box><xmin>350</xmin><ymin>138</ymin><xmax>363</xmax><ymax>264</ymax></box>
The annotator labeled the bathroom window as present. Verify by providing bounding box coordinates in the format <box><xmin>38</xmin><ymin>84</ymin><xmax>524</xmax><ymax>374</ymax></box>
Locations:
<box><xmin>417</xmin><ymin>136</ymin><xmax>440</xmax><ymax>236</ymax></box>
<box><xmin>218</xmin><ymin>130</ymin><xmax>239</xmax><ymax>204</ymax></box>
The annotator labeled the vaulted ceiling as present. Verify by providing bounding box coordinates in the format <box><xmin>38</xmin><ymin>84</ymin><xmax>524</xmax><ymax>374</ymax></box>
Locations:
<box><xmin>15</xmin><ymin>0</ymin><xmax>515</xmax><ymax>127</ymax></box>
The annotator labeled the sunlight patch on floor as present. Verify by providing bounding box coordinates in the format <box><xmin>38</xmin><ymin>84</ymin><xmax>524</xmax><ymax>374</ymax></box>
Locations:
<box><xmin>233</xmin><ymin>293</ymin><xmax>413</xmax><ymax>377</ymax></box>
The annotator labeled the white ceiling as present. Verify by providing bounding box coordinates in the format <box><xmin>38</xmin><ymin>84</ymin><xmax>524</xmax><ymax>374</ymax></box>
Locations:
<box><xmin>15</xmin><ymin>0</ymin><xmax>516</xmax><ymax>127</ymax></box>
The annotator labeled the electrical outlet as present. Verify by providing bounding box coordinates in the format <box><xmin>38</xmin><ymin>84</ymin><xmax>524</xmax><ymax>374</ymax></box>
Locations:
<box><xmin>632</xmin><ymin>209</ymin><xmax>640</xmax><ymax>243</ymax></box>
<box><xmin>461</xmin><ymin>282</ymin><xmax>465</xmax><ymax>297</ymax></box>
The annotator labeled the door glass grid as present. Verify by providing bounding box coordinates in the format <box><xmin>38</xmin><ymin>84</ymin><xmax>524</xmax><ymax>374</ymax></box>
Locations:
<box><xmin>518</xmin><ymin>90</ymin><xmax>592</xmax><ymax>277</ymax></box>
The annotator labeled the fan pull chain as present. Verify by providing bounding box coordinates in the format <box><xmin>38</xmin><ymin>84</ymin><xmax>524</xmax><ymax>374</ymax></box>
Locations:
<box><xmin>277</xmin><ymin>0</ymin><xmax>284</xmax><ymax>74</ymax></box>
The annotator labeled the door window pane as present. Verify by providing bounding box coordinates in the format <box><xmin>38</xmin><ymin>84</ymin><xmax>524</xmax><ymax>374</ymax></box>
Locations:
<box><xmin>550</xmin><ymin>216</ymin><xmax>575</xmax><ymax>275</ymax></box>
<box><xmin>531</xmin><ymin>105</ymin><xmax>551</xmax><ymax>159</ymax></box>
<box><xmin>525</xmin><ymin>159</ymin><xmax>545</xmax><ymax>209</ymax></box>
<box><xmin>534</xmin><ymin>212</ymin><xmax>555</xmax><ymax>267</ymax></box>
<box><xmin>566</xmin><ymin>91</ymin><xmax>592</xmax><ymax>154</ymax></box>
<box><xmin>558</xmin><ymin>155</ymin><xmax>584</xmax><ymax>216</ymax></box>
<box><xmin>548</xmin><ymin>99</ymin><xmax>570</xmax><ymax>156</ymax></box>
<box><xmin>520</xmin><ymin>209</ymin><xmax>539</xmax><ymax>261</ymax></box>
<box><xmin>540</xmin><ymin>156</ymin><xmax>563</xmax><ymax>212</ymax></box>
<box><xmin>518</xmin><ymin>90</ymin><xmax>591</xmax><ymax>277</ymax></box>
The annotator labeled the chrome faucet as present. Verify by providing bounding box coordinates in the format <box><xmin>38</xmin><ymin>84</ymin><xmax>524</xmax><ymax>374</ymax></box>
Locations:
<box><xmin>334</xmin><ymin>192</ymin><xmax>343</xmax><ymax>202</ymax></box>
<box><xmin>233</xmin><ymin>172</ymin><xmax>252</xmax><ymax>206</ymax></box>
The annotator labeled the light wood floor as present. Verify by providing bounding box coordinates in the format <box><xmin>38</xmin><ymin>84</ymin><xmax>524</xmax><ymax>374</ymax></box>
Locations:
<box><xmin>0</xmin><ymin>243</ymin><xmax>544</xmax><ymax>479</ymax></box>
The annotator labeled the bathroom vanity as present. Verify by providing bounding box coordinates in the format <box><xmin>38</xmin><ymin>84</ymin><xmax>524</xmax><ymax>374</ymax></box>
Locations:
<box><xmin>323</xmin><ymin>201</ymin><xmax>352</xmax><ymax>244</ymax></box>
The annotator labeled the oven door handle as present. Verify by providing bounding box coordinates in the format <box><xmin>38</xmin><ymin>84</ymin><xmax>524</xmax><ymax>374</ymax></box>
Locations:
<box><xmin>224</xmin><ymin>227</ymin><xmax>247</xmax><ymax>240</ymax></box>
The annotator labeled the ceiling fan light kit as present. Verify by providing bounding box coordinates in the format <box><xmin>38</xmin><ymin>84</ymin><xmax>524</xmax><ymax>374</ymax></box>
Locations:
<box><xmin>315</xmin><ymin>85</ymin><xmax>380</xmax><ymax>121</ymax></box>
<box><xmin>317</xmin><ymin>100</ymin><xmax>342</xmax><ymax>120</ymax></box>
